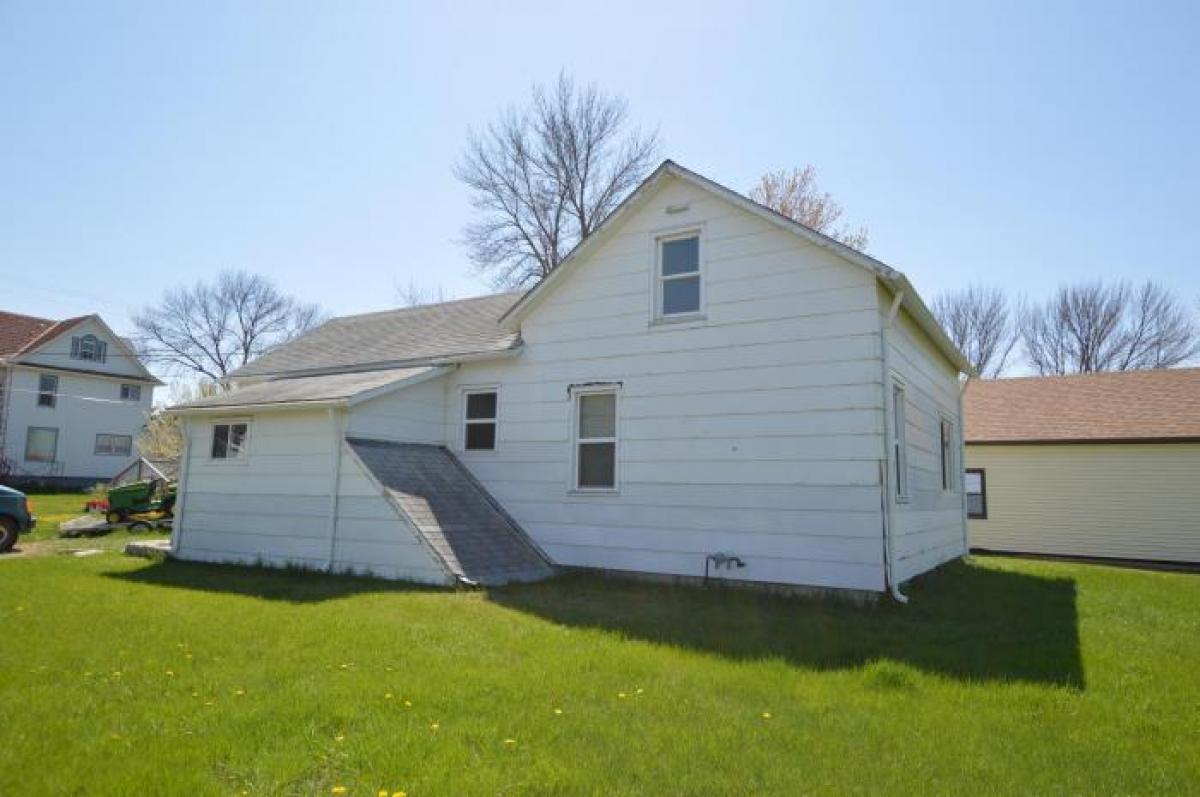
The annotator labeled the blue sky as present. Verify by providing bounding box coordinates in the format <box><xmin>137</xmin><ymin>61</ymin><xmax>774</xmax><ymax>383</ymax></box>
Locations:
<box><xmin>2</xmin><ymin>1</ymin><xmax>1198</xmax><ymax>335</ymax></box>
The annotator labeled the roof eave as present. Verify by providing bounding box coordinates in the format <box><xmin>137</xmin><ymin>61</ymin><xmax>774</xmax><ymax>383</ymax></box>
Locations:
<box><xmin>167</xmin><ymin>398</ymin><xmax>349</xmax><ymax>416</ymax></box>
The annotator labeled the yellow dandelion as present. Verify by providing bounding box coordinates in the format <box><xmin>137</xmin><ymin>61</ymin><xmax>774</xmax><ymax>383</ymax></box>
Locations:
<box><xmin>384</xmin><ymin>693</ymin><xmax>394</xmax><ymax>700</ymax></box>
<box><xmin>403</xmin><ymin>700</ymin><xmax>412</xmax><ymax>708</ymax></box>
<box><xmin>331</xmin><ymin>788</ymin><xmax>347</xmax><ymax>795</ymax></box>
<box><xmin>635</xmin><ymin>688</ymin><xmax>644</xmax><ymax>695</ymax></box>
<box><xmin>112</xmin><ymin>671</ymin><xmax>123</xmax><ymax>677</ymax></box>
<box><xmin>430</xmin><ymin>722</ymin><xmax>439</xmax><ymax>731</ymax></box>
<box><xmin>204</xmin><ymin>701</ymin><xmax>214</xmax><ymax>707</ymax></box>
<box><xmin>761</xmin><ymin>711</ymin><xmax>772</xmax><ymax>720</ymax></box>
<box><xmin>503</xmin><ymin>738</ymin><xmax>517</xmax><ymax>746</ymax></box>
<box><xmin>553</xmin><ymin>708</ymin><xmax>563</xmax><ymax>715</ymax></box>
<box><xmin>393</xmin><ymin>792</ymin><xmax>407</xmax><ymax>797</ymax></box>
<box><xmin>165</xmin><ymin>670</ymin><xmax>175</xmax><ymax>677</ymax></box>
<box><xmin>235</xmin><ymin>689</ymin><xmax>246</xmax><ymax>696</ymax></box>
<box><xmin>617</xmin><ymin>692</ymin><xmax>627</xmax><ymax>699</ymax></box>
<box><xmin>335</xmin><ymin>734</ymin><xmax>346</xmax><ymax>742</ymax></box>
<box><xmin>379</xmin><ymin>791</ymin><xmax>390</xmax><ymax>797</ymax></box>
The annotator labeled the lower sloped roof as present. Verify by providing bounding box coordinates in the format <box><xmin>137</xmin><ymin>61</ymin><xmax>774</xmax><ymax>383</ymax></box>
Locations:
<box><xmin>171</xmin><ymin>366</ymin><xmax>441</xmax><ymax>412</ymax></box>
<box><xmin>965</xmin><ymin>368</ymin><xmax>1200</xmax><ymax>443</ymax></box>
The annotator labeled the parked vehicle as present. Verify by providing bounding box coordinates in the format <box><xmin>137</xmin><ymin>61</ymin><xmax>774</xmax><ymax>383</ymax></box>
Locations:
<box><xmin>104</xmin><ymin>478</ymin><xmax>175</xmax><ymax>525</ymax></box>
<box><xmin>0</xmin><ymin>485</ymin><xmax>36</xmax><ymax>553</ymax></box>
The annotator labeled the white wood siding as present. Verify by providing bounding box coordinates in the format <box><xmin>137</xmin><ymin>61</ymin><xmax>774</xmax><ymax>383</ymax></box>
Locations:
<box><xmin>175</xmin><ymin>408</ymin><xmax>449</xmax><ymax>582</ymax></box>
<box><xmin>443</xmin><ymin>175</ymin><xmax>888</xmax><ymax>591</ymax></box>
<box><xmin>347</xmin><ymin>376</ymin><xmax>445</xmax><ymax>443</ymax></box>
<box><xmin>19</xmin><ymin>318</ymin><xmax>149</xmax><ymax>379</ymax></box>
<box><xmin>882</xmin><ymin>286</ymin><xmax>967</xmax><ymax>582</ymax></box>
<box><xmin>967</xmin><ymin>442</ymin><xmax>1200</xmax><ymax>563</ymax></box>
<box><xmin>2</xmin><ymin>366</ymin><xmax>153</xmax><ymax>480</ymax></box>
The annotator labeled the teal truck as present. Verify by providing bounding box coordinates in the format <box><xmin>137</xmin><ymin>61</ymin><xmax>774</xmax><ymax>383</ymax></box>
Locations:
<box><xmin>0</xmin><ymin>484</ymin><xmax>36</xmax><ymax>553</ymax></box>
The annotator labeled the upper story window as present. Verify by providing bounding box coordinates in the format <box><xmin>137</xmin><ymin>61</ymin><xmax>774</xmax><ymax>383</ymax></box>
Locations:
<box><xmin>71</xmin><ymin>334</ymin><xmax>107</xmax><ymax>363</ymax></box>
<box><xmin>655</xmin><ymin>232</ymin><xmax>702</xmax><ymax>319</ymax></box>
<box><xmin>573</xmin><ymin>387</ymin><xmax>618</xmax><ymax>491</ymax></box>
<box><xmin>939</xmin><ymin>416</ymin><xmax>956</xmax><ymax>491</ymax></box>
<box><xmin>463</xmin><ymin>390</ymin><xmax>498</xmax><ymax>451</ymax></box>
<box><xmin>892</xmin><ymin>382</ymin><xmax>909</xmax><ymax>501</ymax></box>
<box><xmin>37</xmin><ymin>374</ymin><xmax>58</xmax><ymax>408</ymax></box>
<box><xmin>120</xmin><ymin>383</ymin><xmax>142</xmax><ymax>402</ymax></box>
<box><xmin>211</xmin><ymin>422</ymin><xmax>249</xmax><ymax>460</ymax></box>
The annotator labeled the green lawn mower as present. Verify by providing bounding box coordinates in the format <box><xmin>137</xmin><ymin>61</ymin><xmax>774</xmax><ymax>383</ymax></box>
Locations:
<box><xmin>105</xmin><ymin>478</ymin><xmax>176</xmax><ymax>525</ymax></box>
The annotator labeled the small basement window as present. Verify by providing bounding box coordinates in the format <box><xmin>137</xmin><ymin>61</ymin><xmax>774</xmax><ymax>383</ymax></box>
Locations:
<box><xmin>37</xmin><ymin>374</ymin><xmax>58</xmax><ymax>408</ymax></box>
<box><xmin>463</xmin><ymin>390</ymin><xmax>498</xmax><ymax>451</ymax></box>
<box><xmin>656</xmin><ymin>232</ymin><xmax>702</xmax><ymax>318</ymax></box>
<box><xmin>891</xmin><ymin>382</ymin><xmax>909</xmax><ymax>500</ymax></box>
<box><xmin>966</xmin><ymin>469</ymin><xmax>987</xmax><ymax>519</ymax></box>
<box><xmin>574</xmin><ymin>388</ymin><xmax>617</xmax><ymax>491</ymax></box>
<box><xmin>211</xmin><ymin>422</ymin><xmax>249</xmax><ymax>460</ymax></box>
<box><xmin>95</xmin><ymin>433</ymin><xmax>133</xmax><ymax>457</ymax></box>
<box><xmin>939</xmin><ymin>416</ymin><xmax>956</xmax><ymax>491</ymax></box>
<box><xmin>120</xmin><ymin>383</ymin><xmax>142</xmax><ymax>401</ymax></box>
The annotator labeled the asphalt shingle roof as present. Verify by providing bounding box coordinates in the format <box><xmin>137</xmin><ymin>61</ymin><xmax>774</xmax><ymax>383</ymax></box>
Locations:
<box><xmin>964</xmin><ymin>368</ymin><xmax>1200</xmax><ymax>443</ymax></box>
<box><xmin>173</xmin><ymin>366</ymin><xmax>437</xmax><ymax>410</ymax></box>
<box><xmin>0</xmin><ymin>311</ymin><xmax>87</xmax><ymax>358</ymax></box>
<box><xmin>230</xmin><ymin>293</ymin><xmax>523</xmax><ymax>378</ymax></box>
<box><xmin>347</xmin><ymin>439</ymin><xmax>555</xmax><ymax>585</ymax></box>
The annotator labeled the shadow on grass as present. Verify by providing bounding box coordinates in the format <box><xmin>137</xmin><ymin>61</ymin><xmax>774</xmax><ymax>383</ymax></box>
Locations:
<box><xmin>489</xmin><ymin>560</ymin><xmax>1084</xmax><ymax>688</ymax></box>
<box><xmin>105</xmin><ymin>558</ymin><xmax>447</xmax><ymax>603</ymax></box>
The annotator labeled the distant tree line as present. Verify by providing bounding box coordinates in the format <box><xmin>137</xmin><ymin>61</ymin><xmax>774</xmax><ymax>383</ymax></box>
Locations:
<box><xmin>932</xmin><ymin>281</ymin><xmax>1199</xmax><ymax>377</ymax></box>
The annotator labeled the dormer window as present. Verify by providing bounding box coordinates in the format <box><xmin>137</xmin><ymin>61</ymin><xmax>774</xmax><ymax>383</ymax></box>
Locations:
<box><xmin>71</xmin><ymin>334</ymin><xmax>107</xmax><ymax>363</ymax></box>
<box><xmin>655</xmin><ymin>231</ymin><xmax>703</xmax><ymax>319</ymax></box>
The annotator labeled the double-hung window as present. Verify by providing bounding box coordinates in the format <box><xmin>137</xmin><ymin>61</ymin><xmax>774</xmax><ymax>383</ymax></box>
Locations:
<box><xmin>573</xmin><ymin>388</ymin><xmax>618</xmax><ymax>491</ymax></box>
<box><xmin>891</xmin><ymin>382</ymin><xmax>909</xmax><ymax>500</ymax></box>
<box><xmin>120</xmin><ymin>383</ymin><xmax>142</xmax><ymax>402</ymax></box>
<box><xmin>463</xmin><ymin>390</ymin><xmax>498</xmax><ymax>451</ymax></box>
<box><xmin>25</xmin><ymin>427</ymin><xmax>58</xmax><ymax>463</ymax></box>
<box><xmin>37</xmin><ymin>374</ymin><xmax>58</xmax><ymax>408</ymax></box>
<box><xmin>211</xmin><ymin>422</ymin><xmax>249</xmax><ymax>460</ymax></box>
<box><xmin>966</xmin><ymin>469</ymin><xmax>987</xmax><ymax>519</ymax></box>
<box><xmin>95</xmin><ymin>434</ymin><xmax>133</xmax><ymax>456</ymax></box>
<box><xmin>71</xmin><ymin>334</ymin><xmax>107</xmax><ymax>363</ymax></box>
<box><xmin>939</xmin><ymin>416</ymin><xmax>956</xmax><ymax>491</ymax></box>
<box><xmin>655</xmin><ymin>232</ymin><xmax>702</xmax><ymax>318</ymax></box>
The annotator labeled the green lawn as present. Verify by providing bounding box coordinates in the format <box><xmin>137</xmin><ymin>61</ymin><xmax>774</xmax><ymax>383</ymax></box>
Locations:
<box><xmin>1</xmin><ymin>532</ymin><xmax>1197</xmax><ymax>795</ymax></box>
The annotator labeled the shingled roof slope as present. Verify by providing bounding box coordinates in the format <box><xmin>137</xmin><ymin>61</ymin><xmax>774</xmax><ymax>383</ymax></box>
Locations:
<box><xmin>230</xmin><ymin>293</ymin><xmax>523</xmax><ymax>378</ymax></box>
<box><xmin>964</xmin><ymin>368</ymin><xmax>1200</xmax><ymax>443</ymax></box>
<box><xmin>0</xmin><ymin>311</ymin><xmax>88</xmax><ymax>358</ymax></box>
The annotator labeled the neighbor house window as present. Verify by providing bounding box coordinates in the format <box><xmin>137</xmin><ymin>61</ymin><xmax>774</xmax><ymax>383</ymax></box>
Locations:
<box><xmin>71</xmin><ymin>334</ymin><xmax>107</xmax><ymax>363</ymax></box>
<box><xmin>656</xmin><ymin>232</ymin><xmax>702</xmax><ymax>318</ymax></box>
<box><xmin>95</xmin><ymin>434</ymin><xmax>133</xmax><ymax>456</ymax></box>
<box><xmin>939</xmin><ymin>416</ymin><xmax>956</xmax><ymax>491</ymax></box>
<box><xmin>37</xmin><ymin>374</ymin><xmax>58</xmax><ymax>408</ymax></box>
<box><xmin>463</xmin><ymin>390</ymin><xmax>498</xmax><ymax>451</ymax></box>
<box><xmin>210</xmin><ymin>422</ymin><xmax>249</xmax><ymax>460</ymax></box>
<box><xmin>25</xmin><ymin>427</ymin><xmax>58</xmax><ymax>463</ymax></box>
<box><xmin>892</xmin><ymin>382</ymin><xmax>909</xmax><ymax>500</ymax></box>
<box><xmin>966</xmin><ymin>469</ymin><xmax>987</xmax><ymax>519</ymax></box>
<box><xmin>573</xmin><ymin>388</ymin><xmax>618</xmax><ymax>490</ymax></box>
<box><xmin>120</xmin><ymin>383</ymin><xmax>142</xmax><ymax>401</ymax></box>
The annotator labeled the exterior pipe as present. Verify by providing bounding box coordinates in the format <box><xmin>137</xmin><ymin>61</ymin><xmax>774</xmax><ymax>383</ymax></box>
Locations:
<box><xmin>171</xmin><ymin>418</ymin><xmax>192</xmax><ymax>555</ymax></box>
<box><xmin>880</xmin><ymin>290</ymin><xmax>909</xmax><ymax>604</ymax></box>
<box><xmin>325</xmin><ymin>408</ymin><xmax>345</xmax><ymax>571</ymax></box>
<box><xmin>958</xmin><ymin>377</ymin><xmax>970</xmax><ymax>556</ymax></box>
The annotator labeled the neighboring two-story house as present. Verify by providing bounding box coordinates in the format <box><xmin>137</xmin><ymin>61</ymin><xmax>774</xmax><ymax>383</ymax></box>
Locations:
<box><xmin>0</xmin><ymin>312</ymin><xmax>159</xmax><ymax>487</ymax></box>
<box><xmin>169</xmin><ymin>161</ymin><xmax>971</xmax><ymax>599</ymax></box>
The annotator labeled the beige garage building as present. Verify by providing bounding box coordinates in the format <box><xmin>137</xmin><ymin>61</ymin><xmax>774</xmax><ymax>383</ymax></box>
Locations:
<box><xmin>964</xmin><ymin>368</ymin><xmax>1200</xmax><ymax>565</ymax></box>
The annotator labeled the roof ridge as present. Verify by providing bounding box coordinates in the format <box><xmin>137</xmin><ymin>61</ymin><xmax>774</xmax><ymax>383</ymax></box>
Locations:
<box><xmin>975</xmin><ymin>367</ymin><xmax>1200</xmax><ymax>384</ymax></box>
<box><xmin>0</xmin><ymin>309</ymin><xmax>57</xmax><ymax>325</ymax></box>
<box><xmin>329</xmin><ymin>291</ymin><xmax>523</xmax><ymax>324</ymax></box>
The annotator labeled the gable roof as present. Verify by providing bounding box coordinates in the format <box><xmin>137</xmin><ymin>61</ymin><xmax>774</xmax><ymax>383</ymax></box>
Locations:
<box><xmin>499</xmin><ymin>160</ymin><xmax>972</xmax><ymax>374</ymax></box>
<box><xmin>229</xmin><ymin>293</ymin><xmax>523</xmax><ymax>379</ymax></box>
<box><xmin>964</xmin><ymin>368</ymin><xmax>1200</xmax><ymax>444</ymax></box>
<box><xmin>0</xmin><ymin>311</ymin><xmax>87</xmax><ymax>358</ymax></box>
<box><xmin>171</xmin><ymin>366</ymin><xmax>445</xmax><ymax>414</ymax></box>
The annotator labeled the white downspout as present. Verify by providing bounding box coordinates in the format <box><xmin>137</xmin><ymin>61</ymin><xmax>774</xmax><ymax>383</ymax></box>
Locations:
<box><xmin>958</xmin><ymin>377</ymin><xmax>970</xmax><ymax>556</ymax></box>
<box><xmin>880</xmin><ymin>290</ymin><xmax>909</xmax><ymax>604</ymax></box>
<box><xmin>325</xmin><ymin>407</ymin><xmax>345</xmax><ymax>571</ymax></box>
<box><xmin>170</xmin><ymin>418</ymin><xmax>192</xmax><ymax>554</ymax></box>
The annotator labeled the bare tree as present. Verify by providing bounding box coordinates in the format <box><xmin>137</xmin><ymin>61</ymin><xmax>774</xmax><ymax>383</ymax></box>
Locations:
<box><xmin>749</xmin><ymin>166</ymin><xmax>869</xmax><ymax>251</ymax></box>
<box><xmin>1019</xmin><ymin>280</ymin><xmax>1198</xmax><ymax>375</ymax></box>
<box><xmin>456</xmin><ymin>72</ymin><xmax>659</xmax><ymax>288</ymax></box>
<box><xmin>133</xmin><ymin>270</ymin><xmax>325</xmax><ymax>381</ymax></box>
<box><xmin>932</xmin><ymin>286</ymin><xmax>1017</xmax><ymax>377</ymax></box>
<box><xmin>394</xmin><ymin>279</ymin><xmax>448</xmax><ymax>307</ymax></box>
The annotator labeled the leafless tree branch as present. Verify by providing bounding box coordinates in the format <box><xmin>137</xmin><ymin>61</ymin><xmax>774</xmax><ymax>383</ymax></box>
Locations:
<box><xmin>749</xmin><ymin>166</ymin><xmax>869</xmax><ymax>251</ymax></box>
<box><xmin>932</xmin><ymin>286</ymin><xmax>1017</xmax><ymax>377</ymax></box>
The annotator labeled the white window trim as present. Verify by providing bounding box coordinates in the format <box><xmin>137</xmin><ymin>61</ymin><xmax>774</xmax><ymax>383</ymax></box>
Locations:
<box><xmin>891</xmin><ymin>378</ymin><xmax>910</xmax><ymax>503</ymax></box>
<box><xmin>208</xmin><ymin>419</ymin><xmax>252</xmax><ymax>464</ymax></box>
<box><xmin>460</xmin><ymin>386</ymin><xmax>499</xmax><ymax>453</ymax></box>
<box><xmin>569</xmin><ymin>384</ymin><xmax>620</xmax><ymax>494</ymax></box>
<box><xmin>650</xmin><ymin>225</ymin><xmax>706</xmax><ymax>324</ymax></box>
<box><xmin>95</xmin><ymin>433</ymin><xmax>134</xmax><ymax>457</ymax></box>
<box><xmin>25</xmin><ymin>426</ymin><xmax>59</xmax><ymax>463</ymax></box>
<box><xmin>938</xmin><ymin>413</ymin><xmax>956</xmax><ymax>493</ymax></box>
<box><xmin>37</xmin><ymin>374</ymin><xmax>58</xmax><ymax>409</ymax></box>
<box><xmin>120</xmin><ymin>383</ymin><xmax>142</xmax><ymax>402</ymax></box>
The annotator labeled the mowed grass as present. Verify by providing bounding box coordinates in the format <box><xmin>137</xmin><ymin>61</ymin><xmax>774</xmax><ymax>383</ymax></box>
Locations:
<box><xmin>1</xmin><ymin>545</ymin><xmax>1198</xmax><ymax>796</ymax></box>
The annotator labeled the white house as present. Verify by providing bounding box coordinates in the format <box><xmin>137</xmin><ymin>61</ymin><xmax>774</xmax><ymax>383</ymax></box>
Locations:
<box><xmin>0</xmin><ymin>311</ymin><xmax>159</xmax><ymax>487</ymax></box>
<box><xmin>169</xmin><ymin>161</ymin><xmax>972</xmax><ymax>598</ymax></box>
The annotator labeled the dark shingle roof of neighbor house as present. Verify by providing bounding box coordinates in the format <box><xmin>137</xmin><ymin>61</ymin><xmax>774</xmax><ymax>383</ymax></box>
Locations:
<box><xmin>229</xmin><ymin>293</ymin><xmax>524</xmax><ymax>378</ymax></box>
<box><xmin>173</xmin><ymin>366</ymin><xmax>438</xmax><ymax>411</ymax></box>
<box><xmin>346</xmin><ymin>439</ymin><xmax>555</xmax><ymax>585</ymax></box>
<box><xmin>964</xmin><ymin>368</ymin><xmax>1200</xmax><ymax>443</ymax></box>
